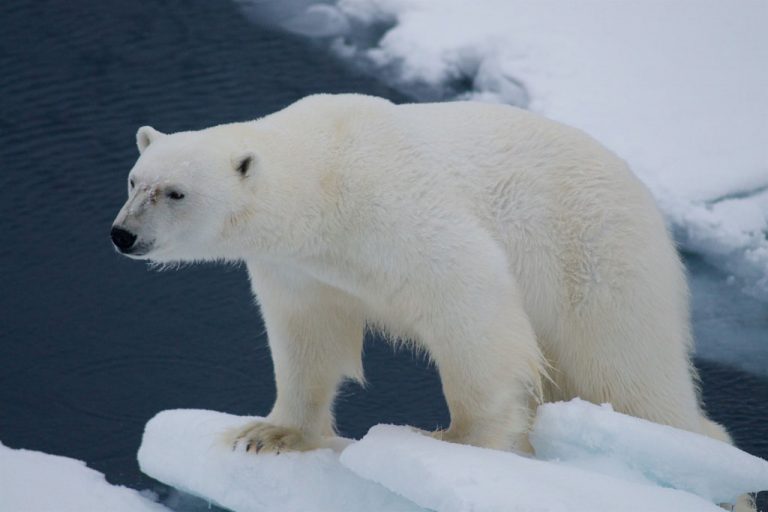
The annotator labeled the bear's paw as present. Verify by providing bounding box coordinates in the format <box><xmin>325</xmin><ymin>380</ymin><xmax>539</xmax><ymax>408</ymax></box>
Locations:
<box><xmin>226</xmin><ymin>421</ymin><xmax>315</xmax><ymax>454</ymax></box>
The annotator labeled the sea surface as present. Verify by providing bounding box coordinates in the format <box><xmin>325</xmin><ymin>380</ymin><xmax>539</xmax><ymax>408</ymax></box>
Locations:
<box><xmin>0</xmin><ymin>0</ymin><xmax>765</xmax><ymax>509</ymax></box>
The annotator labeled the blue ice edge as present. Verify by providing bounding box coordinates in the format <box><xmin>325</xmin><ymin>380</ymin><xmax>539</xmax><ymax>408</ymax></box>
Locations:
<box><xmin>138</xmin><ymin>400</ymin><xmax>768</xmax><ymax>512</ymax></box>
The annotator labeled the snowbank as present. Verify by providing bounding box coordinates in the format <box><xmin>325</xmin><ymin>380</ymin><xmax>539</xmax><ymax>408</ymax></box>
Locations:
<box><xmin>0</xmin><ymin>441</ymin><xmax>168</xmax><ymax>512</ymax></box>
<box><xmin>137</xmin><ymin>401</ymin><xmax>768</xmax><ymax>512</ymax></box>
<box><xmin>239</xmin><ymin>0</ymin><xmax>768</xmax><ymax>299</ymax></box>
<box><xmin>137</xmin><ymin>409</ymin><xmax>423</xmax><ymax>512</ymax></box>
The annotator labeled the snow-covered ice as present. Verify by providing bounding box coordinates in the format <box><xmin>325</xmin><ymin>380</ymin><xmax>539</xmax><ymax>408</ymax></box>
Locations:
<box><xmin>530</xmin><ymin>399</ymin><xmax>768</xmax><ymax>504</ymax></box>
<box><xmin>137</xmin><ymin>409</ymin><xmax>424</xmax><ymax>512</ymax></box>
<box><xmin>137</xmin><ymin>401</ymin><xmax>768</xmax><ymax>512</ymax></box>
<box><xmin>241</xmin><ymin>0</ymin><xmax>768</xmax><ymax>299</ymax></box>
<box><xmin>0</xmin><ymin>441</ymin><xmax>169</xmax><ymax>512</ymax></box>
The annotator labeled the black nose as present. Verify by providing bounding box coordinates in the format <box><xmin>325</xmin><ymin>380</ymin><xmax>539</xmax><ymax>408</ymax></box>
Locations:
<box><xmin>111</xmin><ymin>226</ymin><xmax>137</xmax><ymax>252</ymax></box>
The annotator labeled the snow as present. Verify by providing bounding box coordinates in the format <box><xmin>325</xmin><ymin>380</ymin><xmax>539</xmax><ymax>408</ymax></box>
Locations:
<box><xmin>530</xmin><ymin>399</ymin><xmax>768</xmax><ymax>504</ymax></box>
<box><xmin>137</xmin><ymin>402</ymin><xmax>768</xmax><ymax>512</ymax></box>
<box><xmin>240</xmin><ymin>0</ymin><xmax>768</xmax><ymax>299</ymax></box>
<box><xmin>0</xmin><ymin>441</ymin><xmax>168</xmax><ymax>512</ymax></box>
<box><xmin>136</xmin><ymin>409</ymin><xmax>423</xmax><ymax>512</ymax></box>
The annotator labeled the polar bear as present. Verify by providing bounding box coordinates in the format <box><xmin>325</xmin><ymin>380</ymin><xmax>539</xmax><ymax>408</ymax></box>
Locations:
<box><xmin>111</xmin><ymin>94</ymin><xmax>732</xmax><ymax>456</ymax></box>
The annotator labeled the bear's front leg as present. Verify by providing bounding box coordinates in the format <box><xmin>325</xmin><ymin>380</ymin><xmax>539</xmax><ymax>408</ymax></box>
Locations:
<box><xmin>228</xmin><ymin>266</ymin><xmax>365</xmax><ymax>454</ymax></box>
<box><xmin>424</xmin><ymin>280</ymin><xmax>545</xmax><ymax>452</ymax></box>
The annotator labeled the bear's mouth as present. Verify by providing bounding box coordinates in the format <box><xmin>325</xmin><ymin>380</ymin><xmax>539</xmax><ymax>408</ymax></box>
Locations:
<box><xmin>121</xmin><ymin>240</ymin><xmax>154</xmax><ymax>259</ymax></box>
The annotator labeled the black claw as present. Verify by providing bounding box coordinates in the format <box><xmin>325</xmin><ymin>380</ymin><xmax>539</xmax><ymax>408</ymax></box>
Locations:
<box><xmin>245</xmin><ymin>441</ymin><xmax>252</xmax><ymax>452</ymax></box>
<box><xmin>255</xmin><ymin>440</ymin><xmax>264</xmax><ymax>453</ymax></box>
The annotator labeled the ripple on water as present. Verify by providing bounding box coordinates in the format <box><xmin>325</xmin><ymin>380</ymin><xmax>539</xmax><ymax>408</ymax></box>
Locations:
<box><xmin>52</xmin><ymin>354</ymin><xmax>260</xmax><ymax>423</ymax></box>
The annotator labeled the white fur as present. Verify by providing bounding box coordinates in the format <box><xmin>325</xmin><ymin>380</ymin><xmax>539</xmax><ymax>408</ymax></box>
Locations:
<box><xmin>113</xmin><ymin>94</ymin><xmax>731</xmax><ymax>455</ymax></box>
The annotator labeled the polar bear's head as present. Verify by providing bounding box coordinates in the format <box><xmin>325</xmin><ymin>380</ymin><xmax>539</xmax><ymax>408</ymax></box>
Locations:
<box><xmin>110</xmin><ymin>125</ymin><xmax>260</xmax><ymax>263</ymax></box>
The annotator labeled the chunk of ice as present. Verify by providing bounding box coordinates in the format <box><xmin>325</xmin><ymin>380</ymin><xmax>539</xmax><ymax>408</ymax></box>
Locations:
<box><xmin>530</xmin><ymin>399</ymin><xmax>768</xmax><ymax>504</ymax></box>
<box><xmin>137</xmin><ymin>409</ymin><xmax>424</xmax><ymax>512</ymax></box>
<box><xmin>0</xmin><ymin>441</ymin><xmax>168</xmax><ymax>512</ymax></box>
<box><xmin>340</xmin><ymin>424</ymin><xmax>723</xmax><ymax>512</ymax></box>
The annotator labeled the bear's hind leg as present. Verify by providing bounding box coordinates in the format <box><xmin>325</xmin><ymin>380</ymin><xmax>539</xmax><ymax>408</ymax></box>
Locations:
<box><xmin>557</xmin><ymin>312</ymin><xmax>705</xmax><ymax>435</ymax></box>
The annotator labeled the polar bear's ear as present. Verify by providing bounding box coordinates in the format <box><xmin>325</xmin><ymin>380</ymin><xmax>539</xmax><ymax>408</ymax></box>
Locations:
<box><xmin>136</xmin><ymin>126</ymin><xmax>164</xmax><ymax>154</ymax></box>
<box><xmin>232</xmin><ymin>151</ymin><xmax>257</xmax><ymax>178</ymax></box>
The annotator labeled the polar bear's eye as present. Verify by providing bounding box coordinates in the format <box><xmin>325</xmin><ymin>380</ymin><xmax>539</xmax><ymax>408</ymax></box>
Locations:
<box><xmin>166</xmin><ymin>190</ymin><xmax>185</xmax><ymax>200</ymax></box>
<box><xmin>129</xmin><ymin>179</ymin><xmax>135</xmax><ymax>189</ymax></box>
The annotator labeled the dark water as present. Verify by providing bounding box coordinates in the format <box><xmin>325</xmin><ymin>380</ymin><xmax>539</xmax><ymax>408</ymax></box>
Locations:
<box><xmin>0</xmin><ymin>0</ymin><xmax>765</xmax><ymax>510</ymax></box>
